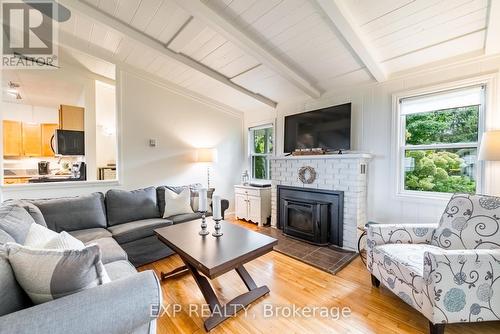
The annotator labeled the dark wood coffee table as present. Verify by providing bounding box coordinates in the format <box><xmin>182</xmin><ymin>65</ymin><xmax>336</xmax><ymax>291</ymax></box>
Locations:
<box><xmin>155</xmin><ymin>218</ymin><xmax>278</xmax><ymax>331</ymax></box>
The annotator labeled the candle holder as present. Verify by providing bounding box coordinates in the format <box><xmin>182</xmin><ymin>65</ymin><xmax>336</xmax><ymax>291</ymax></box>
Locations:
<box><xmin>212</xmin><ymin>218</ymin><xmax>223</xmax><ymax>237</ymax></box>
<box><xmin>198</xmin><ymin>211</ymin><xmax>210</xmax><ymax>236</ymax></box>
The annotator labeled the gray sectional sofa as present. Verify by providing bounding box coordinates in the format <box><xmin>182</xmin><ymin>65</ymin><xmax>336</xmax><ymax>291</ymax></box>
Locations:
<box><xmin>0</xmin><ymin>185</ymin><xmax>229</xmax><ymax>334</ymax></box>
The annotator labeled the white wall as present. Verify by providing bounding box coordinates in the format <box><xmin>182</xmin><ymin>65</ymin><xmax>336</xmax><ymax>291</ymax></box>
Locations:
<box><xmin>95</xmin><ymin>81</ymin><xmax>117</xmax><ymax>167</ymax></box>
<box><xmin>2</xmin><ymin>70</ymin><xmax>245</xmax><ymax>212</ymax></box>
<box><xmin>245</xmin><ymin>54</ymin><xmax>500</xmax><ymax>225</ymax></box>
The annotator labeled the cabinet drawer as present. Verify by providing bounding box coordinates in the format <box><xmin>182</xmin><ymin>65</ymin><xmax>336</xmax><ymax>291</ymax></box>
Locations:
<box><xmin>235</xmin><ymin>187</ymin><xmax>260</xmax><ymax>197</ymax></box>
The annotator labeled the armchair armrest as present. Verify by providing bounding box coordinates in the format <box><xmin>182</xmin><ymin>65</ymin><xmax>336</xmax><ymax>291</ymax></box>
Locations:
<box><xmin>0</xmin><ymin>271</ymin><xmax>161</xmax><ymax>334</ymax></box>
<box><xmin>366</xmin><ymin>223</ymin><xmax>437</xmax><ymax>272</ymax></box>
<box><xmin>422</xmin><ymin>248</ymin><xmax>500</xmax><ymax>324</ymax></box>
<box><xmin>367</xmin><ymin>223</ymin><xmax>438</xmax><ymax>247</ymax></box>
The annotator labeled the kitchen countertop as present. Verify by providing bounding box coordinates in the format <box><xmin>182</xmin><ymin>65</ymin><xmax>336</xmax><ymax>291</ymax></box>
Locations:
<box><xmin>4</xmin><ymin>174</ymin><xmax>71</xmax><ymax>179</ymax></box>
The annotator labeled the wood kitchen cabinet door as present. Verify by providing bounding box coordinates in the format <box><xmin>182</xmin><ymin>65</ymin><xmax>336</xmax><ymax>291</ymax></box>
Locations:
<box><xmin>22</xmin><ymin>123</ymin><xmax>42</xmax><ymax>156</ymax></box>
<box><xmin>59</xmin><ymin>105</ymin><xmax>84</xmax><ymax>131</ymax></box>
<box><xmin>41</xmin><ymin>123</ymin><xmax>58</xmax><ymax>156</ymax></box>
<box><xmin>3</xmin><ymin>120</ymin><xmax>22</xmax><ymax>156</ymax></box>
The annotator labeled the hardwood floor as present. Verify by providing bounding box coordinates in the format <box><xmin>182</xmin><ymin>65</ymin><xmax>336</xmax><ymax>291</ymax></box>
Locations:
<box><xmin>139</xmin><ymin>218</ymin><xmax>500</xmax><ymax>334</ymax></box>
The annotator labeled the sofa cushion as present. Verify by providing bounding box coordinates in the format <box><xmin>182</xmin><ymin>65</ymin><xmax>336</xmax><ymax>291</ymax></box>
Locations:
<box><xmin>0</xmin><ymin>247</ymin><xmax>32</xmax><ymax>316</ymax></box>
<box><xmin>108</xmin><ymin>218</ymin><xmax>173</xmax><ymax>244</ymax></box>
<box><xmin>104</xmin><ymin>260</ymin><xmax>137</xmax><ymax>281</ymax></box>
<box><xmin>5</xmin><ymin>243</ymin><xmax>110</xmax><ymax>304</ymax></box>
<box><xmin>30</xmin><ymin>193</ymin><xmax>107</xmax><ymax>232</ymax></box>
<box><xmin>85</xmin><ymin>237</ymin><xmax>127</xmax><ymax>264</ymax></box>
<box><xmin>167</xmin><ymin>212</ymin><xmax>204</xmax><ymax>224</ymax></box>
<box><xmin>157</xmin><ymin>184</ymin><xmax>202</xmax><ymax>217</ymax></box>
<box><xmin>69</xmin><ymin>228</ymin><xmax>112</xmax><ymax>243</ymax></box>
<box><xmin>432</xmin><ymin>193</ymin><xmax>500</xmax><ymax>250</ymax></box>
<box><xmin>0</xmin><ymin>204</ymin><xmax>35</xmax><ymax>244</ymax></box>
<box><xmin>120</xmin><ymin>235</ymin><xmax>175</xmax><ymax>267</ymax></box>
<box><xmin>106</xmin><ymin>187</ymin><xmax>160</xmax><ymax>226</ymax></box>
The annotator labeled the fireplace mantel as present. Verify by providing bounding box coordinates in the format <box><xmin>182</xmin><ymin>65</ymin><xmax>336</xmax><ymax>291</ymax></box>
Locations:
<box><xmin>271</xmin><ymin>152</ymin><xmax>372</xmax><ymax>161</ymax></box>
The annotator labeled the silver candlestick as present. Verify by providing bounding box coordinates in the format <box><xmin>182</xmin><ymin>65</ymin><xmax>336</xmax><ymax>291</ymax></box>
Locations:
<box><xmin>212</xmin><ymin>218</ymin><xmax>223</xmax><ymax>237</ymax></box>
<box><xmin>198</xmin><ymin>212</ymin><xmax>209</xmax><ymax>236</ymax></box>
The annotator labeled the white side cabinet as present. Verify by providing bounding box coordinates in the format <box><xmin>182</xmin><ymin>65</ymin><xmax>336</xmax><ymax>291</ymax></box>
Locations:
<box><xmin>234</xmin><ymin>185</ymin><xmax>271</xmax><ymax>226</ymax></box>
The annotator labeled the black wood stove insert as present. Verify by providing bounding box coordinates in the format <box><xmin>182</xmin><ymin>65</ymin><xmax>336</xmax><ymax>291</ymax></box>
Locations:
<box><xmin>277</xmin><ymin>185</ymin><xmax>343</xmax><ymax>247</ymax></box>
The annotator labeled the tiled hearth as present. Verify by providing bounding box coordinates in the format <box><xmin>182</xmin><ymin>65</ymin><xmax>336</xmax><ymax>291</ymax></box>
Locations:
<box><xmin>270</xmin><ymin>154</ymin><xmax>372</xmax><ymax>251</ymax></box>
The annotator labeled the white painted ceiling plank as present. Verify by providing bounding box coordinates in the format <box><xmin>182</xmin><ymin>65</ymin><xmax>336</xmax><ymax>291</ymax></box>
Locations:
<box><xmin>131</xmin><ymin>0</ymin><xmax>164</xmax><ymax>32</ymax></box>
<box><xmin>383</xmin><ymin>30</ymin><xmax>485</xmax><ymax>73</ymax></box>
<box><xmin>174</xmin><ymin>0</ymin><xmax>322</xmax><ymax>98</ymax></box>
<box><xmin>372</xmin><ymin>1</ymin><xmax>488</xmax><ymax>48</ymax></box>
<box><xmin>168</xmin><ymin>18</ymin><xmax>208</xmax><ymax>52</ymax></box>
<box><xmin>485</xmin><ymin>0</ymin><xmax>500</xmax><ymax>55</ymax></box>
<box><xmin>315</xmin><ymin>0</ymin><xmax>387</xmax><ymax>82</ymax></box>
<box><xmin>115</xmin><ymin>0</ymin><xmax>142</xmax><ymax>24</ymax></box>
<box><xmin>378</xmin><ymin>12</ymin><xmax>487</xmax><ymax>60</ymax></box>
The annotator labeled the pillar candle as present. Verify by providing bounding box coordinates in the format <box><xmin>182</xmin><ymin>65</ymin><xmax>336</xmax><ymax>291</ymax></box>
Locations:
<box><xmin>213</xmin><ymin>195</ymin><xmax>222</xmax><ymax>220</ymax></box>
<box><xmin>198</xmin><ymin>188</ymin><xmax>208</xmax><ymax>212</ymax></box>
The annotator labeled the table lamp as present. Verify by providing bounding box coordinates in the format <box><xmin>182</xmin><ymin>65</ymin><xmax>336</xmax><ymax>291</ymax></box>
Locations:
<box><xmin>196</xmin><ymin>148</ymin><xmax>215</xmax><ymax>188</ymax></box>
<box><xmin>479</xmin><ymin>131</ymin><xmax>500</xmax><ymax>161</ymax></box>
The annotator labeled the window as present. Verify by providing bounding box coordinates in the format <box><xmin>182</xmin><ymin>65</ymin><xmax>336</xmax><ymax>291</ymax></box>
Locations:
<box><xmin>397</xmin><ymin>85</ymin><xmax>484</xmax><ymax>196</ymax></box>
<box><xmin>249</xmin><ymin>125</ymin><xmax>273</xmax><ymax>180</ymax></box>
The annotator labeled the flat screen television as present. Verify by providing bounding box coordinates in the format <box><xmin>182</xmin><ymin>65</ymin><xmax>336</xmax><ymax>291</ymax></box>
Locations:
<box><xmin>284</xmin><ymin>103</ymin><xmax>351</xmax><ymax>153</ymax></box>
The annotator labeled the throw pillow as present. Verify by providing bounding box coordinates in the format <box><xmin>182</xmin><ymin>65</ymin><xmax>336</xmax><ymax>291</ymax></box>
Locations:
<box><xmin>191</xmin><ymin>188</ymin><xmax>215</xmax><ymax>213</ymax></box>
<box><xmin>23</xmin><ymin>222</ymin><xmax>58</xmax><ymax>248</ymax></box>
<box><xmin>5</xmin><ymin>243</ymin><xmax>110</xmax><ymax>304</ymax></box>
<box><xmin>23</xmin><ymin>222</ymin><xmax>84</xmax><ymax>250</ymax></box>
<box><xmin>163</xmin><ymin>188</ymin><xmax>194</xmax><ymax>218</ymax></box>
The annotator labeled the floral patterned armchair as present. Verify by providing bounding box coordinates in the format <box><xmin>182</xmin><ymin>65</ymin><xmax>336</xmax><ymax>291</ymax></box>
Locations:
<box><xmin>367</xmin><ymin>193</ymin><xmax>500</xmax><ymax>334</ymax></box>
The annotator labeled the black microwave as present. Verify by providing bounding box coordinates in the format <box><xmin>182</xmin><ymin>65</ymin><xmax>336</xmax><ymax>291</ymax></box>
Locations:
<box><xmin>51</xmin><ymin>130</ymin><xmax>85</xmax><ymax>156</ymax></box>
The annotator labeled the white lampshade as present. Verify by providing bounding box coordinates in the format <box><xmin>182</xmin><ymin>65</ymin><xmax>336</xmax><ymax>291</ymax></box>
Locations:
<box><xmin>479</xmin><ymin>131</ymin><xmax>500</xmax><ymax>161</ymax></box>
<box><xmin>195</xmin><ymin>148</ymin><xmax>215</xmax><ymax>163</ymax></box>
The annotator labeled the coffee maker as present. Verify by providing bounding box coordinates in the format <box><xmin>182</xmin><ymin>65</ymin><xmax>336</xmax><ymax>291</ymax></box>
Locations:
<box><xmin>38</xmin><ymin>161</ymin><xmax>50</xmax><ymax>175</ymax></box>
<box><xmin>71</xmin><ymin>162</ymin><xmax>86</xmax><ymax>180</ymax></box>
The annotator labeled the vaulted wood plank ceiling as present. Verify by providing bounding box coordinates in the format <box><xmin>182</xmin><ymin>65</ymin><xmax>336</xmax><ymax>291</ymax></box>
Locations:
<box><xmin>53</xmin><ymin>0</ymin><xmax>494</xmax><ymax>113</ymax></box>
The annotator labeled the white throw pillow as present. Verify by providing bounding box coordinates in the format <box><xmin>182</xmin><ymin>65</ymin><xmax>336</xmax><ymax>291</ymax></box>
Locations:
<box><xmin>163</xmin><ymin>188</ymin><xmax>194</xmax><ymax>218</ymax></box>
<box><xmin>44</xmin><ymin>232</ymin><xmax>85</xmax><ymax>250</ymax></box>
<box><xmin>23</xmin><ymin>223</ymin><xmax>85</xmax><ymax>250</ymax></box>
<box><xmin>5</xmin><ymin>243</ymin><xmax>110</xmax><ymax>304</ymax></box>
<box><xmin>23</xmin><ymin>223</ymin><xmax>58</xmax><ymax>248</ymax></box>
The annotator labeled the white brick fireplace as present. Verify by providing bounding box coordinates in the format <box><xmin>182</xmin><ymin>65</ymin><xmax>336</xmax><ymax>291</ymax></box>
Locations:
<box><xmin>270</xmin><ymin>154</ymin><xmax>372</xmax><ymax>251</ymax></box>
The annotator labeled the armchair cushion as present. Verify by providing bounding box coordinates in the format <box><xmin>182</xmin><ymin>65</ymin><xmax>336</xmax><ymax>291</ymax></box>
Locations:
<box><xmin>370</xmin><ymin>243</ymin><xmax>442</xmax><ymax>321</ymax></box>
<box><xmin>431</xmin><ymin>194</ymin><xmax>500</xmax><ymax>250</ymax></box>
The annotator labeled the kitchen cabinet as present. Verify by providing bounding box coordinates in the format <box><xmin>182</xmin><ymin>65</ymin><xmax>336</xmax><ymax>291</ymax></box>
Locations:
<box><xmin>3</xmin><ymin>120</ymin><xmax>22</xmax><ymax>156</ymax></box>
<box><xmin>234</xmin><ymin>185</ymin><xmax>271</xmax><ymax>226</ymax></box>
<box><xmin>59</xmin><ymin>105</ymin><xmax>84</xmax><ymax>131</ymax></box>
<box><xmin>22</xmin><ymin>123</ymin><xmax>42</xmax><ymax>156</ymax></box>
<box><xmin>4</xmin><ymin>177</ymin><xmax>29</xmax><ymax>185</ymax></box>
<box><xmin>41</xmin><ymin>123</ymin><xmax>58</xmax><ymax>156</ymax></box>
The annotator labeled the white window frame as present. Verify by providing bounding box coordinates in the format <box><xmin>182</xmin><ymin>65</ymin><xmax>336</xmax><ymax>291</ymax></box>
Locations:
<box><xmin>392</xmin><ymin>75</ymin><xmax>495</xmax><ymax>200</ymax></box>
<box><xmin>248</xmin><ymin>123</ymin><xmax>274</xmax><ymax>181</ymax></box>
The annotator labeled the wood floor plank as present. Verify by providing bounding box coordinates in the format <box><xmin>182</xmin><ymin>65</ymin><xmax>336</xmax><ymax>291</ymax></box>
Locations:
<box><xmin>140</xmin><ymin>218</ymin><xmax>500</xmax><ymax>334</ymax></box>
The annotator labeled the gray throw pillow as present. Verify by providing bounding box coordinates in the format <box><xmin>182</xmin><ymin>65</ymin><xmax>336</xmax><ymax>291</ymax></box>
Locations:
<box><xmin>5</xmin><ymin>243</ymin><xmax>110</xmax><ymax>304</ymax></box>
<box><xmin>106</xmin><ymin>187</ymin><xmax>160</xmax><ymax>226</ymax></box>
<box><xmin>0</xmin><ymin>204</ymin><xmax>35</xmax><ymax>244</ymax></box>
